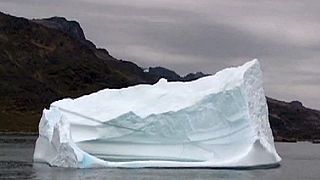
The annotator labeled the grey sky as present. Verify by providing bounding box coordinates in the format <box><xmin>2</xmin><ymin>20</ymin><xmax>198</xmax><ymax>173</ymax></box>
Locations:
<box><xmin>0</xmin><ymin>0</ymin><xmax>319</xmax><ymax>109</ymax></box>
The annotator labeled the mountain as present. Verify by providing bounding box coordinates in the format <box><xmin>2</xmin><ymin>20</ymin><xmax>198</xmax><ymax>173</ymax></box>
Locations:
<box><xmin>0</xmin><ymin>12</ymin><xmax>159</xmax><ymax>132</ymax></box>
<box><xmin>32</xmin><ymin>17</ymin><xmax>112</xmax><ymax>60</ymax></box>
<box><xmin>145</xmin><ymin>67</ymin><xmax>210</xmax><ymax>82</ymax></box>
<box><xmin>33</xmin><ymin>17</ymin><xmax>86</xmax><ymax>41</ymax></box>
<box><xmin>0</xmin><ymin>12</ymin><xmax>319</xmax><ymax>142</ymax></box>
<box><xmin>268</xmin><ymin>98</ymin><xmax>320</xmax><ymax>141</ymax></box>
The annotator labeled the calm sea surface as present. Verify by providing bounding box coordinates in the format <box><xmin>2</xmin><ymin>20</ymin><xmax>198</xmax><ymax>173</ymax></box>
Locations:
<box><xmin>0</xmin><ymin>135</ymin><xmax>319</xmax><ymax>180</ymax></box>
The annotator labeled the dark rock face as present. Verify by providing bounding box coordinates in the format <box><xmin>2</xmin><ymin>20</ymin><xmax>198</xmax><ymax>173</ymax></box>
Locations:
<box><xmin>146</xmin><ymin>67</ymin><xmax>181</xmax><ymax>81</ymax></box>
<box><xmin>146</xmin><ymin>67</ymin><xmax>210</xmax><ymax>82</ymax></box>
<box><xmin>0</xmin><ymin>12</ymin><xmax>319</xmax><ymax>141</ymax></box>
<box><xmin>289</xmin><ymin>101</ymin><xmax>303</xmax><ymax>110</ymax></box>
<box><xmin>33</xmin><ymin>17</ymin><xmax>86</xmax><ymax>41</ymax></box>
<box><xmin>32</xmin><ymin>16</ymin><xmax>110</xmax><ymax>59</ymax></box>
<box><xmin>0</xmin><ymin>12</ymin><xmax>157</xmax><ymax>132</ymax></box>
<box><xmin>267</xmin><ymin>98</ymin><xmax>320</xmax><ymax>141</ymax></box>
<box><xmin>182</xmin><ymin>72</ymin><xmax>208</xmax><ymax>81</ymax></box>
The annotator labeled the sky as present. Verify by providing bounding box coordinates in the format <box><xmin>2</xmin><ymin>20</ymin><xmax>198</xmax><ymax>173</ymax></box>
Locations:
<box><xmin>0</xmin><ymin>0</ymin><xmax>319</xmax><ymax>109</ymax></box>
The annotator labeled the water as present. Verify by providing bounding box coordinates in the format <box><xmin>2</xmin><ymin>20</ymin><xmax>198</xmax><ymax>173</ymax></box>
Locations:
<box><xmin>0</xmin><ymin>135</ymin><xmax>319</xmax><ymax>180</ymax></box>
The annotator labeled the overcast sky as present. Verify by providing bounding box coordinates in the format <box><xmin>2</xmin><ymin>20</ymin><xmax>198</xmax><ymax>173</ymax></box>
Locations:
<box><xmin>1</xmin><ymin>0</ymin><xmax>319</xmax><ymax>109</ymax></box>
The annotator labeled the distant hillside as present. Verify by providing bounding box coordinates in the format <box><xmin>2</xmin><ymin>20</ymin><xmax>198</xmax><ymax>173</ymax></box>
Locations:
<box><xmin>0</xmin><ymin>12</ymin><xmax>159</xmax><ymax>131</ymax></box>
<box><xmin>268</xmin><ymin>98</ymin><xmax>320</xmax><ymax>141</ymax></box>
<box><xmin>0</xmin><ymin>12</ymin><xmax>319</xmax><ymax>141</ymax></box>
<box><xmin>145</xmin><ymin>67</ymin><xmax>209</xmax><ymax>82</ymax></box>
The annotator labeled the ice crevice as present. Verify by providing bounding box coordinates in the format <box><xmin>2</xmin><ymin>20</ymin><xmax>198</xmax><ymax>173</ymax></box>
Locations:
<box><xmin>33</xmin><ymin>59</ymin><xmax>281</xmax><ymax>168</ymax></box>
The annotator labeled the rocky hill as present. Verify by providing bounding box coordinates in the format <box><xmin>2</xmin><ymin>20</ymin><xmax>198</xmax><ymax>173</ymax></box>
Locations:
<box><xmin>0</xmin><ymin>12</ymin><xmax>319</xmax><ymax>141</ymax></box>
<box><xmin>145</xmin><ymin>67</ymin><xmax>209</xmax><ymax>82</ymax></box>
<box><xmin>268</xmin><ymin>98</ymin><xmax>320</xmax><ymax>141</ymax></box>
<box><xmin>0</xmin><ymin>12</ymin><xmax>159</xmax><ymax>131</ymax></box>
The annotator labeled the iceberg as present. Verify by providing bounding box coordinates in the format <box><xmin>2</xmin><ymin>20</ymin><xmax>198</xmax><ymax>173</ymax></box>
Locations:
<box><xmin>33</xmin><ymin>59</ymin><xmax>281</xmax><ymax>168</ymax></box>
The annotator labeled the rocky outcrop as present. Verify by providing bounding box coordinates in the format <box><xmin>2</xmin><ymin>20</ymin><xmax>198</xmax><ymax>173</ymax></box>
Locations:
<box><xmin>32</xmin><ymin>16</ymin><xmax>111</xmax><ymax>60</ymax></box>
<box><xmin>267</xmin><ymin>98</ymin><xmax>320</xmax><ymax>141</ymax></box>
<box><xmin>146</xmin><ymin>67</ymin><xmax>210</xmax><ymax>82</ymax></box>
<box><xmin>33</xmin><ymin>17</ymin><xmax>86</xmax><ymax>41</ymax></box>
<box><xmin>145</xmin><ymin>67</ymin><xmax>181</xmax><ymax>81</ymax></box>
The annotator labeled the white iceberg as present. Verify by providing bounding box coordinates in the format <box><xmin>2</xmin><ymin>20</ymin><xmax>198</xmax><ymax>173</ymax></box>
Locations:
<box><xmin>33</xmin><ymin>59</ymin><xmax>281</xmax><ymax>168</ymax></box>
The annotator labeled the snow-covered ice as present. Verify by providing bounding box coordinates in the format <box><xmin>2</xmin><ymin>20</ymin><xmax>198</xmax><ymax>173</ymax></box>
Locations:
<box><xmin>33</xmin><ymin>59</ymin><xmax>281</xmax><ymax>168</ymax></box>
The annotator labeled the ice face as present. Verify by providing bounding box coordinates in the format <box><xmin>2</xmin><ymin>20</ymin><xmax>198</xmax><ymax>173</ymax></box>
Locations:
<box><xmin>33</xmin><ymin>59</ymin><xmax>281</xmax><ymax>168</ymax></box>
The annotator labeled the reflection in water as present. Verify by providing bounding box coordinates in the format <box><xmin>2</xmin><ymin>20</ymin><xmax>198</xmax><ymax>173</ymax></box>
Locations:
<box><xmin>1</xmin><ymin>135</ymin><xmax>320</xmax><ymax>180</ymax></box>
<box><xmin>32</xmin><ymin>163</ymin><xmax>255</xmax><ymax>180</ymax></box>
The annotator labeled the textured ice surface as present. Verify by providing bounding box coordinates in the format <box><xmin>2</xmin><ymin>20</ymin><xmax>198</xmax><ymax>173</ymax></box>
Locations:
<box><xmin>33</xmin><ymin>59</ymin><xmax>281</xmax><ymax>168</ymax></box>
